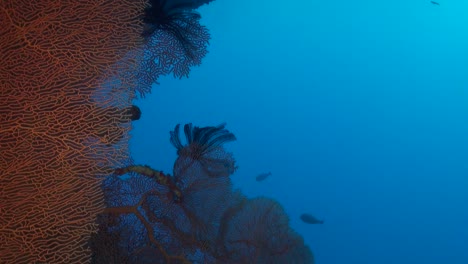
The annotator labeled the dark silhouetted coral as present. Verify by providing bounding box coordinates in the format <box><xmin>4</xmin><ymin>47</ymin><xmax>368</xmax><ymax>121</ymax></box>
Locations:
<box><xmin>216</xmin><ymin>197</ymin><xmax>314</xmax><ymax>263</ymax></box>
<box><xmin>90</xmin><ymin>124</ymin><xmax>314</xmax><ymax>263</ymax></box>
<box><xmin>135</xmin><ymin>0</ymin><xmax>214</xmax><ymax>96</ymax></box>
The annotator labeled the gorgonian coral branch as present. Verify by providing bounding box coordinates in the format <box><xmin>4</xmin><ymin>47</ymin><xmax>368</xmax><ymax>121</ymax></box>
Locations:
<box><xmin>135</xmin><ymin>0</ymin><xmax>214</xmax><ymax>96</ymax></box>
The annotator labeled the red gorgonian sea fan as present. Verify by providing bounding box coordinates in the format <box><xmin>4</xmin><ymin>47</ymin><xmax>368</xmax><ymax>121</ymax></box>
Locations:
<box><xmin>90</xmin><ymin>124</ymin><xmax>314</xmax><ymax>263</ymax></box>
<box><xmin>135</xmin><ymin>0</ymin><xmax>215</xmax><ymax>96</ymax></box>
<box><xmin>0</xmin><ymin>0</ymin><xmax>146</xmax><ymax>263</ymax></box>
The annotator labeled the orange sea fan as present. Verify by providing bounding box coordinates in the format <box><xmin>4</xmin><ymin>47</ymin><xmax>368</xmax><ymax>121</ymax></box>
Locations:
<box><xmin>0</xmin><ymin>0</ymin><xmax>147</xmax><ymax>262</ymax></box>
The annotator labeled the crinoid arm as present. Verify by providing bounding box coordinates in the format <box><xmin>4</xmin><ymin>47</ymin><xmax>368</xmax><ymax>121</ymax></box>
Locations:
<box><xmin>171</xmin><ymin>123</ymin><xmax>237</xmax><ymax>179</ymax></box>
<box><xmin>171</xmin><ymin>123</ymin><xmax>236</xmax><ymax>157</ymax></box>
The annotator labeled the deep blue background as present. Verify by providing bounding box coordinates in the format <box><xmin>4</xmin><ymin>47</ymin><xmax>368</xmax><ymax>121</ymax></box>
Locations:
<box><xmin>131</xmin><ymin>1</ymin><xmax>468</xmax><ymax>263</ymax></box>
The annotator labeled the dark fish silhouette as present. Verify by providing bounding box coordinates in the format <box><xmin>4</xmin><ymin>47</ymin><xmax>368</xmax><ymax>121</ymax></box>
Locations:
<box><xmin>300</xmin><ymin>213</ymin><xmax>324</xmax><ymax>224</ymax></box>
<box><xmin>256</xmin><ymin>172</ymin><xmax>272</xmax><ymax>181</ymax></box>
<box><xmin>430</xmin><ymin>1</ymin><xmax>440</xmax><ymax>5</ymax></box>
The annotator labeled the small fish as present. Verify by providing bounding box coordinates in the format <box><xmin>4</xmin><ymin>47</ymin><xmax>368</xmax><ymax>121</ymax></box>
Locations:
<box><xmin>430</xmin><ymin>1</ymin><xmax>440</xmax><ymax>5</ymax></box>
<box><xmin>300</xmin><ymin>213</ymin><xmax>324</xmax><ymax>224</ymax></box>
<box><xmin>255</xmin><ymin>172</ymin><xmax>272</xmax><ymax>181</ymax></box>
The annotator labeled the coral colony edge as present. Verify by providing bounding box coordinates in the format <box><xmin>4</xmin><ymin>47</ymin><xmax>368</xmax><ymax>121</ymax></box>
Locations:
<box><xmin>0</xmin><ymin>0</ymin><xmax>313</xmax><ymax>263</ymax></box>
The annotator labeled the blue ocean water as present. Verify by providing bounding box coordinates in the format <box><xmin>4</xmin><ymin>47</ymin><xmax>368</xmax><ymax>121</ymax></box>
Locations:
<box><xmin>131</xmin><ymin>1</ymin><xmax>468</xmax><ymax>263</ymax></box>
